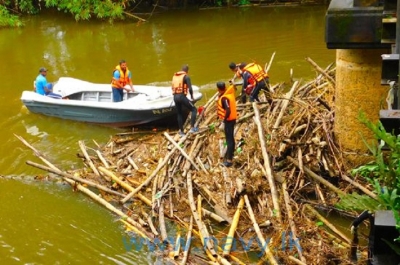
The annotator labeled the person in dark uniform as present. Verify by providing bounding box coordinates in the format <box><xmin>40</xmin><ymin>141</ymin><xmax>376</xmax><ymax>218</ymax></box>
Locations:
<box><xmin>216</xmin><ymin>81</ymin><xmax>237</xmax><ymax>167</ymax></box>
<box><xmin>228</xmin><ymin>62</ymin><xmax>248</xmax><ymax>103</ymax></box>
<box><xmin>171</xmin><ymin>64</ymin><xmax>198</xmax><ymax>136</ymax></box>
<box><xmin>241</xmin><ymin>62</ymin><xmax>270</xmax><ymax>103</ymax></box>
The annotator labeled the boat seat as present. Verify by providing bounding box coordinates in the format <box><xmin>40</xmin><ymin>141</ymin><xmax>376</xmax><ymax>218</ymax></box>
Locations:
<box><xmin>82</xmin><ymin>92</ymin><xmax>98</xmax><ymax>101</ymax></box>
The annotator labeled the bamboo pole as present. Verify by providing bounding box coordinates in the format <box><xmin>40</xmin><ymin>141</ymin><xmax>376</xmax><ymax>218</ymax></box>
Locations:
<box><xmin>244</xmin><ymin>194</ymin><xmax>278</xmax><ymax>265</ymax></box>
<box><xmin>98</xmin><ymin>166</ymin><xmax>151</xmax><ymax>206</ymax></box>
<box><xmin>26</xmin><ymin>161</ymin><xmax>125</xmax><ymax>197</ymax></box>
<box><xmin>163</xmin><ymin>132</ymin><xmax>199</xmax><ymax>171</ymax></box>
<box><xmin>288</xmin><ymin>256</ymin><xmax>307</xmax><ymax>265</ymax></box>
<box><xmin>79</xmin><ymin>140</ymin><xmax>100</xmax><ymax>176</ymax></box>
<box><xmin>127</xmin><ymin>156</ymin><xmax>139</xmax><ymax>170</ymax></box>
<box><xmin>186</xmin><ymin>172</ymin><xmax>217</xmax><ymax>257</ymax></box>
<box><xmin>223</xmin><ymin>196</ymin><xmax>244</xmax><ymax>257</ymax></box>
<box><xmin>120</xmin><ymin>135</ymin><xmax>188</xmax><ymax>203</ymax></box>
<box><xmin>305</xmin><ymin>204</ymin><xmax>351</xmax><ymax>244</ymax></box>
<box><xmin>305</xmin><ymin>57</ymin><xmax>336</xmax><ymax>86</ymax></box>
<box><xmin>173</xmin><ymin>231</ymin><xmax>181</xmax><ymax>259</ymax></box>
<box><xmin>180</xmin><ymin>216</ymin><xmax>193</xmax><ymax>265</ymax></box>
<box><xmin>287</xmin><ymin>156</ymin><xmax>346</xmax><ymax>196</ymax></box>
<box><xmin>96</xmin><ymin>149</ymin><xmax>110</xmax><ymax>168</ymax></box>
<box><xmin>64</xmin><ymin>176</ymin><xmax>151</xmax><ymax>238</ymax></box>
<box><xmin>159</xmin><ymin>199</ymin><xmax>168</xmax><ymax>243</ymax></box>
<box><xmin>272</xmin><ymin>81</ymin><xmax>299</xmax><ymax>130</ymax></box>
<box><xmin>253</xmin><ymin>103</ymin><xmax>282</xmax><ymax>223</ymax></box>
<box><xmin>282</xmin><ymin>181</ymin><xmax>305</xmax><ymax>262</ymax></box>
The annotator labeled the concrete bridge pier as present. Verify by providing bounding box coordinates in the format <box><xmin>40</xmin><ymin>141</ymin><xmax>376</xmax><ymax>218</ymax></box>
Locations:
<box><xmin>335</xmin><ymin>49</ymin><xmax>389</xmax><ymax>166</ymax></box>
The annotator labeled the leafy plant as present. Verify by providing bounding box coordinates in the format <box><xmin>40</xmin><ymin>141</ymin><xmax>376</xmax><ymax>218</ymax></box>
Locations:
<box><xmin>352</xmin><ymin>112</ymin><xmax>400</xmax><ymax>238</ymax></box>
<box><xmin>0</xmin><ymin>5</ymin><xmax>24</xmax><ymax>27</ymax></box>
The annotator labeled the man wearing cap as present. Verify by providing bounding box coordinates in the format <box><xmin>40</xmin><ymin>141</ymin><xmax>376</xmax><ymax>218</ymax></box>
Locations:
<box><xmin>34</xmin><ymin>67</ymin><xmax>62</xmax><ymax>98</ymax></box>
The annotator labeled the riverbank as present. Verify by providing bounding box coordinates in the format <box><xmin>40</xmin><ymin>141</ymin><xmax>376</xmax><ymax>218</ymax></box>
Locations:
<box><xmin>17</xmin><ymin>57</ymin><xmax>376</xmax><ymax>264</ymax></box>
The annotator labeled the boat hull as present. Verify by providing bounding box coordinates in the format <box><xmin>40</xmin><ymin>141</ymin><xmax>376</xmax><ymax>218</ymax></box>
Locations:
<box><xmin>22</xmin><ymin>99</ymin><xmax>190</xmax><ymax>127</ymax></box>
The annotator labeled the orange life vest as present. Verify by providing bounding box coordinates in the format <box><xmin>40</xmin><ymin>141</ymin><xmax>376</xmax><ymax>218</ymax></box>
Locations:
<box><xmin>217</xmin><ymin>85</ymin><xmax>237</xmax><ymax>121</ymax></box>
<box><xmin>243</xmin><ymin>63</ymin><xmax>269</xmax><ymax>82</ymax></box>
<box><xmin>172</xmin><ymin>71</ymin><xmax>188</xmax><ymax>95</ymax></box>
<box><xmin>111</xmin><ymin>65</ymin><xmax>131</xmax><ymax>89</ymax></box>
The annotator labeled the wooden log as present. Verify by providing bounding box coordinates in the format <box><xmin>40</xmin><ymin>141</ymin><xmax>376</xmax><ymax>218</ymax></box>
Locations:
<box><xmin>96</xmin><ymin>149</ymin><xmax>110</xmax><ymax>168</ymax></box>
<box><xmin>159</xmin><ymin>199</ymin><xmax>168</xmax><ymax>243</ymax></box>
<box><xmin>192</xmin><ymin>179</ymin><xmax>232</xmax><ymax>224</ymax></box>
<box><xmin>305</xmin><ymin>204</ymin><xmax>351</xmax><ymax>244</ymax></box>
<box><xmin>173</xmin><ymin>231</ymin><xmax>181</xmax><ymax>259</ymax></box>
<box><xmin>180</xmin><ymin>216</ymin><xmax>193</xmax><ymax>265</ymax></box>
<box><xmin>127</xmin><ymin>155</ymin><xmax>139</xmax><ymax>170</ymax></box>
<box><xmin>98</xmin><ymin>166</ymin><xmax>152</xmax><ymax>206</ymax></box>
<box><xmin>63</xmin><ymin>176</ymin><xmax>151</xmax><ymax>238</ymax></box>
<box><xmin>223</xmin><ymin>197</ymin><xmax>244</xmax><ymax>257</ymax></box>
<box><xmin>79</xmin><ymin>140</ymin><xmax>100</xmax><ymax>176</ymax></box>
<box><xmin>288</xmin><ymin>256</ymin><xmax>307</xmax><ymax>265</ymax></box>
<box><xmin>182</xmin><ymin>135</ymin><xmax>202</xmax><ymax>177</ymax></box>
<box><xmin>141</xmin><ymin>210</ymin><xmax>159</xmax><ymax>236</ymax></box>
<box><xmin>120</xmin><ymin>219</ymin><xmax>150</xmax><ymax>241</ymax></box>
<box><xmin>186</xmin><ymin>172</ymin><xmax>217</xmax><ymax>257</ymax></box>
<box><xmin>287</xmin><ymin>156</ymin><xmax>346</xmax><ymax>196</ymax></box>
<box><xmin>15</xmin><ymin>134</ymin><xmax>62</xmax><ymax>172</ymax></box>
<box><xmin>120</xmin><ymin>135</ymin><xmax>188</xmax><ymax>204</ymax></box>
<box><xmin>201</xmin><ymin>208</ymin><xmax>229</xmax><ymax>225</ymax></box>
<box><xmin>163</xmin><ymin>132</ymin><xmax>199</xmax><ymax>171</ymax></box>
<box><xmin>26</xmin><ymin>161</ymin><xmax>125</xmax><ymax>197</ymax></box>
<box><xmin>253</xmin><ymin>103</ymin><xmax>282</xmax><ymax>223</ymax></box>
<box><xmin>282</xmin><ymin>181</ymin><xmax>305</xmax><ymax>263</ymax></box>
<box><xmin>244</xmin><ymin>194</ymin><xmax>278</xmax><ymax>265</ymax></box>
<box><xmin>272</xmin><ymin>81</ymin><xmax>299</xmax><ymax>130</ymax></box>
<box><xmin>305</xmin><ymin>57</ymin><xmax>336</xmax><ymax>86</ymax></box>
<box><xmin>235</xmin><ymin>178</ymin><xmax>246</xmax><ymax>195</ymax></box>
<box><xmin>315</xmin><ymin>183</ymin><xmax>327</xmax><ymax>205</ymax></box>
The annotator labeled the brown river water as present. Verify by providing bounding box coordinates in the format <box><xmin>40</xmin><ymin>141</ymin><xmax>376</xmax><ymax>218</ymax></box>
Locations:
<box><xmin>0</xmin><ymin>6</ymin><xmax>335</xmax><ymax>264</ymax></box>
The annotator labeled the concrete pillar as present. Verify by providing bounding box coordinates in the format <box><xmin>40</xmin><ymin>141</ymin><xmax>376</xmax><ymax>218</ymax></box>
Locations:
<box><xmin>335</xmin><ymin>49</ymin><xmax>388</xmax><ymax>166</ymax></box>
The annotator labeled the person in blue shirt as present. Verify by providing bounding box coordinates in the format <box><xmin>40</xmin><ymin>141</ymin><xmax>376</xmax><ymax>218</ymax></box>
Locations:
<box><xmin>34</xmin><ymin>67</ymin><xmax>62</xmax><ymax>99</ymax></box>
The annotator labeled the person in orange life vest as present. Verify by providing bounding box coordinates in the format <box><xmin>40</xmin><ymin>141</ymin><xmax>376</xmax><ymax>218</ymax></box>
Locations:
<box><xmin>172</xmin><ymin>64</ymin><xmax>198</xmax><ymax>136</ymax></box>
<box><xmin>111</xmin><ymin>60</ymin><xmax>134</xmax><ymax>102</ymax></box>
<box><xmin>228</xmin><ymin>62</ymin><xmax>247</xmax><ymax>83</ymax></box>
<box><xmin>242</xmin><ymin>62</ymin><xmax>270</xmax><ymax>103</ymax></box>
<box><xmin>229</xmin><ymin>62</ymin><xmax>255</xmax><ymax>103</ymax></box>
<box><xmin>217</xmin><ymin>81</ymin><xmax>237</xmax><ymax>167</ymax></box>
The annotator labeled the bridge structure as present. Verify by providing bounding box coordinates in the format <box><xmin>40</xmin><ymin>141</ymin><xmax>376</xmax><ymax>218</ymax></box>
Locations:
<box><xmin>325</xmin><ymin>0</ymin><xmax>398</xmax><ymax>164</ymax></box>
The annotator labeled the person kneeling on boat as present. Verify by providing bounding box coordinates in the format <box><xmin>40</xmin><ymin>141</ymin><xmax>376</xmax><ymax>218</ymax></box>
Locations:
<box><xmin>34</xmin><ymin>67</ymin><xmax>62</xmax><ymax>99</ymax></box>
<box><xmin>111</xmin><ymin>60</ymin><xmax>134</xmax><ymax>102</ymax></box>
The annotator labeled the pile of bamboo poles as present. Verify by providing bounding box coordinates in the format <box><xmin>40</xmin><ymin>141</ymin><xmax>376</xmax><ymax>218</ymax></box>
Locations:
<box><xmin>18</xmin><ymin>58</ymin><xmax>376</xmax><ymax>265</ymax></box>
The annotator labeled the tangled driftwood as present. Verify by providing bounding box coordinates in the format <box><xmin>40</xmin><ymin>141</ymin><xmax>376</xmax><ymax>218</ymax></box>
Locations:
<box><xmin>17</xmin><ymin>57</ymin><xmax>376</xmax><ymax>265</ymax></box>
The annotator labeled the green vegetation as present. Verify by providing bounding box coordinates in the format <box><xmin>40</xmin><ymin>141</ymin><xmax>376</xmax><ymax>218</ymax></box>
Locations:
<box><xmin>0</xmin><ymin>5</ymin><xmax>23</xmax><ymax>27</ymax></box>
<box><xmin>0</xmin><ymin>0</ymin><xmax>322</xmax><ymax>27</ymax></box>
<box><xmin>337</xmin><ymin>112</ymin><xmax>400</xmax><ymax>237</ymax></box>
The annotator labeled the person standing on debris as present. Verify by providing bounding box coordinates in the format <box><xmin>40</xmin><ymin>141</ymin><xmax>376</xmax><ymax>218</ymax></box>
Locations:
<box><xmin>172</xmin><ymin>64</ymin><xmax>198</xmax><ymax>136</ymax></box>
<box><xmin>242</xmin><ymin>62</ymin><xmax>270</xmax><ymax>103</ymax></box>
<box><xmin>229</xmin><ymin>62</ymin><xmax>252</xmax><ymax>103</ymax></box>
<box><xmin>216</xmin><ymin>81</ymin><xmax>237</xmax><ymax>167</ymax></box>
<box><xmin>111</xmin><ymin>60</ymin><xmax>134</xmax><ymax>102</ymax></box>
